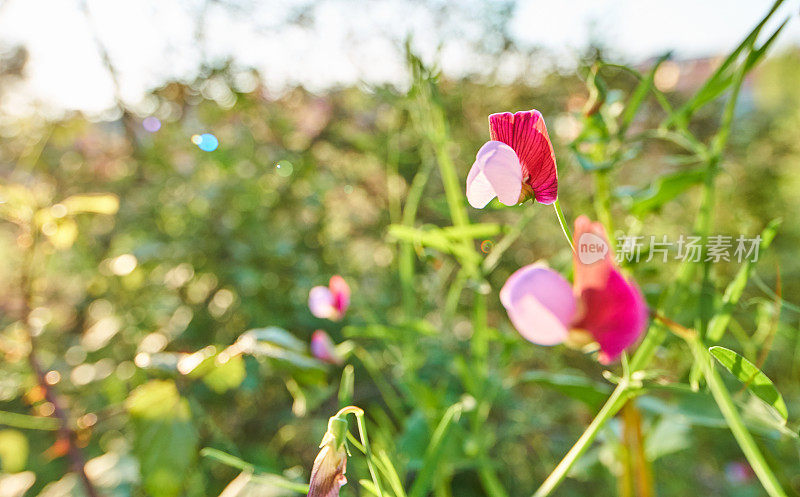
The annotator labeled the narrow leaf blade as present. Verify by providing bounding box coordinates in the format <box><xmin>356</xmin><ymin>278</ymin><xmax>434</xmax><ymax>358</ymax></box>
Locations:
<box><xmin>709</xmin><ymin>346</ymin><xmax>788</xmax><ymax>421</ymax></box>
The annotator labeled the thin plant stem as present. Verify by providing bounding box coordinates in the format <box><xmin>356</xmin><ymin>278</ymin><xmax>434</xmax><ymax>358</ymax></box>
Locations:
<box><xmin>20</xmin><ymin>226</ymin><xmax>99</xmax><ymax>497</ymax></box>
<box><xmin>356</xmin><ymin>412</ymin><xmax>386</xmax><ymax>497</ymax></box>
<box><xmin>552</xmin><ymin>199</ymin><xmax>573</xmax><ymax>251</ymax></box>
<box><xmin>201</xmin><ymin>448</ymin><xmax>310</xmax><ymax>494</ymax></box>
<box><xmin>483</xmin><ymin>207</ymin><xmax>536</xmax><ymax>274</ymax></box>
<box><xmin>532</xmin><ymin>382</ymin><xmax>634</xmax><ymax>497</ymax></box>
<box><xmin>621</xmin><ymin>401</ymin><xmax>653</xmax><ymax>497</ymax></box>
<box><xmin>469</xmin><ymin>293</ymin><xmax>509</xmax><ymax>497</ymax></box>
<box><xmin>399</xmin><ymin>154</ymin><xmax>435</xmax><ymax>318</ymax></box>
<box><xmin>593</xmin><ymin>170</ymin><xmax>615</xmax><ymax>252</ymax></box>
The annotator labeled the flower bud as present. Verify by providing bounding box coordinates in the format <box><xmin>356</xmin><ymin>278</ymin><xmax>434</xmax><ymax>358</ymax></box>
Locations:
<box><xmin>308</xmin><ymin>408</ymin><xmax>362</xmax><ymax>497</ymax></box>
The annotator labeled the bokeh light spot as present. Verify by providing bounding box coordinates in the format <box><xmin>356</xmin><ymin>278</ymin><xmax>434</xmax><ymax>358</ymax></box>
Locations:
<box><xmin>71</xmin><ymin>364</ymin><xmax>95</xmax><ymax>386</ymax></box>
<box><xmin>192</xmin><ymin>133</ymin><xmax>219</xmax><ymax>152</ymax></box>
<box><xmin>44</xmin><ymin>370</ymin><xmax>61</xmax><ymax>385</ymax></box>
<box><xmin>110</xmin><ymin>254</ymin><xmax>137</xmax><ymax>276</ymax></box>
<box><xmin>275</xmin><ymin>160</ymin><xmax>293</xmax><ymax>177</ymax></box>
<box><xmin>480</xmin><ymin>240</ymin><xmax>494</xmax><ymax>253</ymax></box>
<box><xmin>142</xmin><ymin>116</ymin><xmax>161</xmax><ymax>132</ymax></box>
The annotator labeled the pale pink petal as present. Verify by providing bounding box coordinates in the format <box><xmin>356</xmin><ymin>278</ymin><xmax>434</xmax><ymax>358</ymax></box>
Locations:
<box><xmin>309</xmin><ymin>286</ymin><xmax>336</xmax><ymax>319</ymax></box>
<box><xmin>573</xmin><ymin>268</ymin><xmax>648</xmax><ymax>364</ymax></box>
<box><xmin>500</xmin><ymin>265</ymin><xmax>576</xmax><ymax>345</ymax></box>
<box><xmin>466</xmin><ymin>141</ymin><xmax>523</xmax><ymax>208</ymax></box>
<box><xmin>308</xmin><ymin>444</ymin><xmax>347</xmax><ymax>497</ymax></box>
<box><xmin>466</xmin><ymin>164</ymin><xmax>497</xmax><ymax>208</ymax></box>
<box><xmin>489</xmin><ymin>110</ymin><xmax>558</xmax><ymax>205</ymax></box>
<box><xmin>311</xmin><ymin>330</ymin><xmax>342</xmax><ymax>365</ymax></box>
<box><xmin>328</xmin><ymin>275</ymin><xmax>350</xmax><ymax>317</ymax></box>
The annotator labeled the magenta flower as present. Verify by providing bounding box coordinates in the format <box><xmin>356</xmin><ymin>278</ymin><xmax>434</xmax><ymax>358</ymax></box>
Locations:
<box><xmin>311</xmin><ymin>330</ymin><xmax>342</xmax><ymax>365</ymax></box>
<box><xmin>500</xmin><ymin>216</ymin><xmax>647</xmax><ymax>363</ymax></box>
<box><xmin>309</xmin><ymin>276</ymin><xmax>350</xmax><ymax>321</ymax></box>
<box><xmin>466</xmin><ymin>110</ymin><xmax>558</xmax><ymax>208</ymax></box>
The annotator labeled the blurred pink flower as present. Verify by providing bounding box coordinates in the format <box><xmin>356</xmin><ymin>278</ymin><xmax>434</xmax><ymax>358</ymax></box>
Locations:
<box><xmin>311</xmin><ymin>330</ymin><xmax>342</xmax><ymax>365</ymax></box>
<box><xmin>500</xmin><ymin>216</ymin><xmax>647</xmax><ymax>363</ymax></box>
<box><xmin>725</xmin><ymin>461</ymin><xmax>754</xmax><ymax>484</ymax></box>
<box><xmin>466</xmin><ymin>110</ymin><xmax>558</xmax><ymax>208</ymax></box>
<box><xmin>309</xmin><ymin>276</ymin><xmax>350</xmax><ymax>321</ymax></box>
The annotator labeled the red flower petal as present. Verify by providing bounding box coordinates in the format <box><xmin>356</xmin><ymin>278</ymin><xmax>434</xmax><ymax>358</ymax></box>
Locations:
<box><xmin>571</xmin><ymin>215</ymin><xmax>647</xmax><ymax>363</ymax></box>
<box><xmin>489</xmin><ymin>110</ymin><xmax>558</xmax><ymax>204</ymax></box>
<box><xmin>573</xmin><ymin>268</ymin><xmax>648</xmax><ymax>364</ymax></box>
<box><xmin>329</xmin><ymin>275</ymin><xmax>350</xmax><ymax>317</ymax></box>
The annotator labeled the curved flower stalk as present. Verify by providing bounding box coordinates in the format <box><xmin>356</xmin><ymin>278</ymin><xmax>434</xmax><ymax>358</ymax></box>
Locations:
<box><xmin>309</xmin><ymin>276</ymin><xmax>350</xmax><ymax>321</ymax></box>
<box><xmin>500</xmin><ymin>216</ymin><xmax>647</xmax><ymax>363</ymax></box>
<box><xmin>466</xmin><ymin>110</ymin><xmax>558</xmax><ymax>208</ymax></box>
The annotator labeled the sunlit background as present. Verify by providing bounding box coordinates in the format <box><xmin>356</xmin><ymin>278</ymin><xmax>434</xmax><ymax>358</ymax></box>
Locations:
<box><xmin>1</xmin><ymin>0</ymin><xmax>799</xmax><ymax>114</ymax></box>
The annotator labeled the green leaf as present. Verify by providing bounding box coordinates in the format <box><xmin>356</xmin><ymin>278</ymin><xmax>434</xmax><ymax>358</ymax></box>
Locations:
<box><xmin>644</xmin><ymin>417</ymin><xmax>691</xmax><ymax>461</ymax></box>
<box><xmin>625</xmin><ymin>168</ymin><xmax>706</xmax><ymax>216</ymax></box>
<box><xmin>203</xmin><ymin>355</ymin><xmax>246</xmax><ymax>394</ymax></box>
<box><xmin>240</xmin><ymin>327</ymin><xmax>306</xmax><ymax>352</ymax></box>
<box><xmin>619</xmin><ymin>52</ymin><xmax>671</xmax><ymax>135</ymax></box>
<box><xmin>126</xmin><ymin>380</ymin><xmax>199</xmax><ymax>497</ymax></box>
<box><xmin>338</xmin><ymin>364</ymin><xmax>355</xmax><ymax>407</ymax></box>
<box><xmin>637</xmin><ymin>388</ymin><xmax>727</xmax><ymax>428</ymax></box>
<box><xmin>408</xmin><ymin>403</ymin><xmax>462</xmax><ymax>497</ymax></box>
<box><xmin>707</xmin><ymin>219</ymin><xmax>780</xmax><ymax>341</ymax></box>
<box><xmin>518</xmin><ymin>371</ymin><xmax>612</xmax><ymax>409</ymax></box>
<box><xmin>709</xmin><ymin>346</ymin><xmax>788</xmax><ymax>421</ymax></box>
<box><xmin>397</xmin><ymin>410</ymin><xmax>430</xmax><ymax>466</ymax></box>
<box><xmin>235</xmin><ymin>327</ymin><xmax>325</xmax><ymax>372</ymax></box>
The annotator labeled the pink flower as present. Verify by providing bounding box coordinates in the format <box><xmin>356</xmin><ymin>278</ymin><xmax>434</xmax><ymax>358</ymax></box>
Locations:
<box><xmin>311</xmin><ymin>330</ymin><xmax>342</xmax><ymax>365</ymax></box>
<box><xmin>500</xmin><ymin>216</ymin><xmax>647</xmax><ymax>363</ymax></box>
<box><xmin>309</xmin><ymin>276</ymin><xmax>350</xmax><ymax>321</ymax></box>
<box><xmin>466</xmin><ymin>110</ymin><xmax>558</xmax><ymax>208</ymax></box>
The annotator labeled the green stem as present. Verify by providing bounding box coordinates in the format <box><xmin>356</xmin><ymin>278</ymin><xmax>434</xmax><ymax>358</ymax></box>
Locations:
<box><xmin>356</xmin><ymin>412</ymin><xmax>386</xmax><ymax>497</ymax></box>
<box><xmin>399</xmin><ymin>156</ymin><xmax>435</xmax><ymax>318</ymax></box>
<box><xmin>552</xmin><ymin>199</ymin><xmax>573</xmax><ymax>251</ymax></box>
<box><xmin>0</xmin><ymin>410</ymin><xmax>60</xmax><ymax>430</ymax></box>
<box><xmin>477</xmin><ymin>454</ymin><xmax>510</xmax><ymax>497</ymax></box>
<box><xmin>593</xmin><ymin>170</ymin><xmax>614</xmax><ymax>251</ymax></box>
<box><xmin>685</xmin><ymin>337</ymin><xmax>787</xmax><ymax>497</ymax></box>
<box><xmin>354</xmin><ymin>348</ymin><xmax>405</xmax><ymax>422</ymax></box>
<box><xmin>201</xmin><ymin>448</ymin><xmax>310</xmax><ymax>494</ymax></box>
<box><xmin>483</xmin><ymin>208</ymin><xmax>536</xmax><ymax>274</ymax></box>
<box><xmin>472</xmin><ymin>291</ymin><xmax>489</xmax><ymax>377</ymax></box>
<box><xmin>532</xmin><ymin>382</ymin><xmax>633</xmax><ymax>497</ymax></box>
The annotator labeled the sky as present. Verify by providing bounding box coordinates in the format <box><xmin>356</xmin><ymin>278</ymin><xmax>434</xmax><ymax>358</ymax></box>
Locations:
<box><xmin>0</xmin><ymin>0</ymin><xmax>798</xmax><ymax>116</ymax></box>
